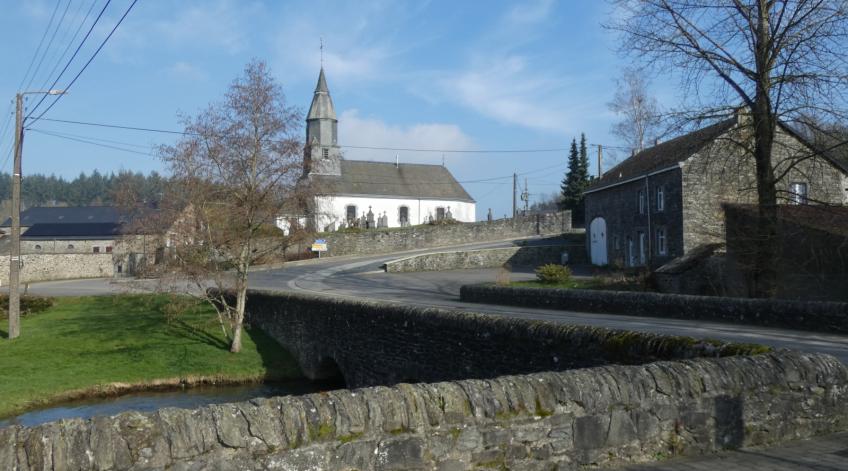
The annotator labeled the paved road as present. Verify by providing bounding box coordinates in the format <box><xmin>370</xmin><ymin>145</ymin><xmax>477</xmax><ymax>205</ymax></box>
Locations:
<box><xmin>17</xmin><ymin>238</ymin><xmax>848</xmax><ymax>363</ymax></box>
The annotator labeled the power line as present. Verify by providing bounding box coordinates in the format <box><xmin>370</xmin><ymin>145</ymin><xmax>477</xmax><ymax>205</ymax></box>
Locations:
<box><xmin>24</xmin><ymin>0</ymin><xmax>112</xmax><ymax>121</ymax></box>
<box><xmin>29</xmin><ymin>0</ymin><xmax>139</xmax><ymax>125</ymax></box>
<box><xmin>22</xmin><ymin>0</ymin><xmax>74</xmax><ymax>93</ymax></box>
<box><xmin>36</xmin><ymin>117</ymin><xmax>193</xmax><ymax>135</ymax></box>
<box><xmin>17</xmin><ymin>0</ymin><xmax>63</xmax><ymax>91</ymax></box>
<box><xmin>28</xmin><ymin>128</ymin><xmax>155</xmax><ymax>156</ymax></box>
<box><xmin>36</xmin><ymin>0</ymin><xmax>101</xmax><ymax>97</ymax></box>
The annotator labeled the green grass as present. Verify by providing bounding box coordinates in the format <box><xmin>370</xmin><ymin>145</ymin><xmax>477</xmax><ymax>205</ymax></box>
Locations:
<box><xmin>510</xmin><ymin>277</ymin><xmax>645</xmax><ymax>291</ymax></box>
<box><xmin>0</xmin><ymin>294</ymin><xmax>303</xmax><ymax>418</ymax></box>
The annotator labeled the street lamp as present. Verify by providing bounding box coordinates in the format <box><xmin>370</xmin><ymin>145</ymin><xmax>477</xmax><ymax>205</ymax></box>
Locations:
<box><xmin>7</xmin><ymin>89</ymin><xmax>66</xmax><ymax>340</ymax></box>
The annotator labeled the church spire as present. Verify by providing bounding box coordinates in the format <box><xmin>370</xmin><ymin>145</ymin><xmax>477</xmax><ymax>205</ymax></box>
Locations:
<box><xmin>307</xmin><ymin>67</ymin><xmax>336</xmax><ymax>121</ymax></box>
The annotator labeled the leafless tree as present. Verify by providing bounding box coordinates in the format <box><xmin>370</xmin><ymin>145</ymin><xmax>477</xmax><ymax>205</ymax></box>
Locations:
<box><xmin>153</xmin><ymin>60</ymin><xmax>309</xmax><ymax>353</ymax></box>
<box><xmin>608</xmin><ymin>68</ymin><xmax>662</xmax><ymax>153</ymax></box>
<box><xmin>608</xmin><ymin>0</ymin><xmax>848</xmax><ymax>297</ymax></box>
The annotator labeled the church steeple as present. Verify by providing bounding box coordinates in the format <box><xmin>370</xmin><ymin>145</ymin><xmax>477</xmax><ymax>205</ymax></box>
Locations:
<box><xmin>304</xmin><ymin>67</ymin><xmax>341</xmax><ymax>176</ymax></box>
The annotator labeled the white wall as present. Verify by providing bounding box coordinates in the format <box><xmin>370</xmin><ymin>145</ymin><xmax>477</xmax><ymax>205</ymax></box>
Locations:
<box><xmin>313</xmin><ymin>195</ymin><xmax>475</xmax><ymax>231</ymax></box>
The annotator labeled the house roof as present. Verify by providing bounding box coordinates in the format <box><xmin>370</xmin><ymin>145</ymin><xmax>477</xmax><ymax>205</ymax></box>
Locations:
<box><xmin>21</xmin><ymin>222</ymin><xmax>124</xmax><ymax>240</ymax></box>
<box><xmin>587</xmin><ymin>119</ymin><xmax>738</xmax><ymax>192</ymax></box>
<box><xmin>0</xmin><ymin>205</ymin><xmax>125</xmax><ymax>227</ymax></box>
<box><xmin>311</xmin><ymin>160</ymin><xmax>475</xmax><ymax>202</ymax></box>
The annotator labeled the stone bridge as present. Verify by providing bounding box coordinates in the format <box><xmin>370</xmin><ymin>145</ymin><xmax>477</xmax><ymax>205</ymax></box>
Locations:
<box><xmin>2</xmin><ymin>290</ymin><xmax>846</xmax><ymax>470</ymax></box>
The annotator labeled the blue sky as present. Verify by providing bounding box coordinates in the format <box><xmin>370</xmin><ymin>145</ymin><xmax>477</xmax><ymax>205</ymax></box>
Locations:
<box><xmin>0</xmin><ymin>0</ymin><xmax>671</xmax><ymax>219</ymax></box>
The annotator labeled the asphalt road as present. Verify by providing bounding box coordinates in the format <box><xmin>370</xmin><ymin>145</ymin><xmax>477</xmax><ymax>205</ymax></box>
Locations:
<box><xmin>16</xmin><ymin>238</ymin><xmax>848</xmax><ymax>363</ymax></box>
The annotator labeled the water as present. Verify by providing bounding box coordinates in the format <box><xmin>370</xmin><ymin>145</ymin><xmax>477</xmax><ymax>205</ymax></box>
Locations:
<box><xmin>0</xmin><ymin>380</ymin><xmax>335</xmax><ymax>429</ymax></box>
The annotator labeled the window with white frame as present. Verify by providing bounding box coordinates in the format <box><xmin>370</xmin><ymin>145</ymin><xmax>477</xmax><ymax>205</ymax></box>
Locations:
<box><xmin>656</xmin><ymin>227</ymin><xmax>667</xmax><ymax>256</ymax></box>
<box><xmin>637</xmin><ymin>189</ymin><xmax>646</xmax><ymax>214</ymax></box>
<box><xmin>656</xmin><ymin>186</ymin><xmax>665</xmax><ymax>212</ymax></box>
<box><xmin>789</xmin><ymin>182</ymin><xmax>808</xmax><ymax>205</ymax></box>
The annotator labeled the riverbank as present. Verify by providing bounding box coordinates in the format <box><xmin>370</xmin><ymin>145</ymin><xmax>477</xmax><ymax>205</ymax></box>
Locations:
<box><xmin>0</xmin><ymin>294</ymin><xmax>303</xmax><ymax>419</ymax></box>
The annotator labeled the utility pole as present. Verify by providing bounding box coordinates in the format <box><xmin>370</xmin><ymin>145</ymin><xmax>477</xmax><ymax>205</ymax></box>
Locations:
<box><xmin>8</xmin><ymin>93</ymin><xmax>23</xmax><ymax>339</ymax></box>
<box><xmin>512</xmin><ymin>173</ymin><xmax>517</xmax><ymax>218</ymax></box>
<box><xmin>8</xmin><ymin>89</ymin><xmax>64</xmax><ymax>340</ymax></box>
<box><xmin>521</xmin><ymin>178</ymin><xmax>529</xmax><ymax>214</ymax></box>
<box><xmin>597</xmin><ymin>144</ymin><xmax>603</xmax><ymax>178</ymax></box>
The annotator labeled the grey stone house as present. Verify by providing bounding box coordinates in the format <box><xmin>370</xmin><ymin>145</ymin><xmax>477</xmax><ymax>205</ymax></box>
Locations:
<box><xmin>584</xmin><ymin>113</ymin><xmax>848</xmax><ymax>268</ymax></box>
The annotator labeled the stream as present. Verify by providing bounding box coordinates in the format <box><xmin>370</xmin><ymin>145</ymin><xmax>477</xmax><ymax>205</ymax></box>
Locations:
<box><xmin>0</xmin><ymin>379</ymin><xmax>336</xmax><ymax>428</ymax></box>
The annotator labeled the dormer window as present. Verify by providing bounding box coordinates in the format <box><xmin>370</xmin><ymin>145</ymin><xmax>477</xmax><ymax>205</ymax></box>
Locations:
<box><xmin>322</xmin><ymin>147</ymin><xmax>329</xmax><ymax>159</ymax></box>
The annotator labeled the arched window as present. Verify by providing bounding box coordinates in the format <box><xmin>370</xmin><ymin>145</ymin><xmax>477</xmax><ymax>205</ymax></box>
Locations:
<box><xmin>398</xmin><ymin>206</ymin><xmax>409</xmax><ymax>226</ymax></box>
<box><xmin>345</xmin><ymin>205</ymin><xmax>357</xmax><ymax>223</ymax></box>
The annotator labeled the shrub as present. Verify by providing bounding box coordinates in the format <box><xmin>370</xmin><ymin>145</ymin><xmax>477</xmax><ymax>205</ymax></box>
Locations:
<box><xmin>535</xmin><ymin>264</ymin><xmax>571</xmax><ymax>285</ymax></box>
<box><xmin>0</xmin><ymin>294</ymin><xmax>54</xmax><ymax>318</ymax></box>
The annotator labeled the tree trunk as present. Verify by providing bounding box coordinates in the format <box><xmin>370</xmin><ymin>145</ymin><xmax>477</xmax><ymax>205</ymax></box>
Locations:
<box><xmin>230</xmin><ymin>268</ymin><xmax>248</xmax><ymax>353</ymax></box>
<box><xmin>750</xmin><ymin>1</ymin><xmax>779</xmax><ymax>298</ymax></box>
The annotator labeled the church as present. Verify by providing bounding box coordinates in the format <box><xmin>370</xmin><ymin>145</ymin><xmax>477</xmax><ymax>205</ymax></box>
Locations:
<box><xmin>297</xmin><ymin>68</ymin><xmax>476</xmax><ymax>232</ymax></box>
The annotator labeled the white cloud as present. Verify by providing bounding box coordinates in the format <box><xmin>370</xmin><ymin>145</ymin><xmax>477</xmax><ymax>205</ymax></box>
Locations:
<box><xmin>152</xmin><ymin>0</ymin><xmax>259</xmax><ymax>54</ymax></box>
<box><xmin>164</xmin><ymin>61</ymin><xmax>207</xmax><ymax>81</ymax></box>
<box><xmin>503</xmin><ymin>0</ymin><xmax>555</xmax><ymax>26</ymax></box>
<box><xmin>338</xmin><ymin>109</ymin><xmax>475</xmax><ymax>164</ymax></box>
<box><xmin>440</xmin><ymin>55</ymin><xmax>574</xmax><ymax>134</ymax></box>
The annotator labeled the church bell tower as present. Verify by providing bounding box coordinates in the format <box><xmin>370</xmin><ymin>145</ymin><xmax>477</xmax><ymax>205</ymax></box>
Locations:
<box><xmin>304</xmin><ymin>68</ymin><xmax>342</xmax><ymax>176</ymax></box>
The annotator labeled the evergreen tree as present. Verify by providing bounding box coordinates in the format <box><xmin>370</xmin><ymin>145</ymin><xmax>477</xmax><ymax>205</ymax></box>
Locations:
<box><xmin>559</xmin><ymin>134</ymin><xmax>591</xmax><ymax>225</ymax></box>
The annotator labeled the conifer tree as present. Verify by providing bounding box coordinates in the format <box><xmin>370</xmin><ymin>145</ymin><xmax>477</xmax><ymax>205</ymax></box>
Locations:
<box><xmin>559</xmin><ymin>134</ymin><xmax>591</xmax><ymax>224</ymax></box>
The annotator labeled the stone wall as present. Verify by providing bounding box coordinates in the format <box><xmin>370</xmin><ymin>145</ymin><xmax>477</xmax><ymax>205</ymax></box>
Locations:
<box><xmin>242</xmin><ymin>290</ymin><xmax>762</xmax><ymax>389</ymax></box>
<box><xmin>383</xmin><ymin>244</ymin><xmax>585</xmax><ymax>273</ymax></box>
<box><xmin>460</xmin><ymin>284</ymin><xmax>848</xmax><ymax>334</ymax></box>
<box><xmin>584</xmin><ymin>168</ymin><xmax>685</xmax><ymax>269</ymax></box>
<box><xmin>318</xmin><ymin>211</ymin><xmax>573</xmax><ymax>257</ymax></box>
<box><xmin>681</xmin><ymin>125</ymin><xmax>846</xmax><ymax>252</ymax></box>
<box><xmin>0</xmin><ymin>253</ymin><xmax>114</xmax><ymax>284</ymax></box>
<box><xmin>2</xmin><ymin>290</ymin><xmax>846</xmax><ymax>469</ymax></box>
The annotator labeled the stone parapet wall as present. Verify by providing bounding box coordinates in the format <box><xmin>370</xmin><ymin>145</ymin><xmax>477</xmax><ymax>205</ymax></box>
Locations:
<box><xmin>1</xmin><ymin>352</ymin><xmax>844</xmax><ymax>469</ymax></box>
<box><xmin>2</xmin><ymin>290</ymin><xmax>846</xmax><ymax>469</ymax></box>
<box><xmin>318</xmin><ymin>211</ymin><xmax>574</xmax><ymax>258</ymax></box>
<box><xmin>383</xmin><ymin>245</ymin><xmax>584</xmax><ymax>273</ymax></box>
<box><xmin>0</xmin><ymin>253</ymin><xmax>114</xmax><ymax>284</ymax></box>
<box><xmin>460</xmin><ymin>284</ymin><xmax>848</xmax><ymax>334</ymax></box>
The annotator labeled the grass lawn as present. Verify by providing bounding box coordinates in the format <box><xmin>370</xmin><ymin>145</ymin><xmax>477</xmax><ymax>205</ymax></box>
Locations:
<box><xmin>510</xmin><ymin>278</ymin><xmax>645</xmax><ymax>291</ymax></box>
<box><xmin>0</xmin><ymin>295</ymin><xmax>303</xmax><ymax>418</ymax></box>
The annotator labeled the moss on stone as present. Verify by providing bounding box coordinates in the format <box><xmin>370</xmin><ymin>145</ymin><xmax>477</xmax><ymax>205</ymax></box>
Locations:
<box><xmin>338</xmin><ymin>431</ymin><xmax>364</xmax><ymax>444</ymax></box>
<box><xmin>534</xmin><ymin>398</ymin><xmax>553</xmax><ymax>418</ymax></box>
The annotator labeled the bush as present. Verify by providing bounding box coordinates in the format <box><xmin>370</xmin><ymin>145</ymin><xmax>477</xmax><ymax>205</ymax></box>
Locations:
<box><xmin>535</xmin><ymin>264</ymin><xmax>572</xmax><ymax>285</ymax></box>
<box><xmin>0</xmin><ymin>294</ymin><xmax>54</xmax><ymax>318</ymax></box>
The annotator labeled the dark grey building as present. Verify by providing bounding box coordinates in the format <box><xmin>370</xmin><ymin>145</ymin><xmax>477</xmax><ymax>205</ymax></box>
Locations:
<box><xmin>584</xmin><ymin>114</ymin><xmax>848</xmax><ymax>268</ymax></box>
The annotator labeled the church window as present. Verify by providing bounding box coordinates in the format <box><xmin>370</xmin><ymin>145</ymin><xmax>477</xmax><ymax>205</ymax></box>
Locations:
<box><xmin>322</xmin><ymin>147</ymin><xmax>329</xmax><ymax>159</ymax></box>
<box><xmin>399</xmin><ymin>206</ymin><xmax>409</xmax><ymax>226</ymax></box>
<box><xmin>346</xmin><ymin>205</ymin><xmax>357</xmax><ymax>223</ymax></box>
<box><xmin>436</xmin><ymin>207</ymin><xmax>446</xmax><ymax>221</ymax></box>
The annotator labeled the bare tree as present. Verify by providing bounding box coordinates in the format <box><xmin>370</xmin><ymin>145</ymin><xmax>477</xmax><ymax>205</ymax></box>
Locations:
<box><xmin>608</xmin><ymin>68</ymin><xmax>662</xmax><ymax>153</ymax></box>
<box><xmin>155</xmin><ymin>60</ymin><xmax>308</xmax><ymax>352</ymax></box>
<box><xmin>608</xmin><ymin>0</ymin><xmax>848</xmax><ymax>297</ymax></box>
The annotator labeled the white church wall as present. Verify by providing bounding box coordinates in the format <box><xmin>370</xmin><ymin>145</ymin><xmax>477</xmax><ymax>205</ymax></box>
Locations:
<box><xmin>313</xmin><ymin>195</ymin><xmax>475</xmax><ymax>232</ymax></box>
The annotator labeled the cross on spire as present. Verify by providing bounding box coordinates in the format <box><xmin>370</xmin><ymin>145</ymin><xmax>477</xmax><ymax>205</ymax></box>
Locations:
<box><xmin>320</xmin><ymin>37</ymin><xmax>324</xmax><ymax>67</ymax></box>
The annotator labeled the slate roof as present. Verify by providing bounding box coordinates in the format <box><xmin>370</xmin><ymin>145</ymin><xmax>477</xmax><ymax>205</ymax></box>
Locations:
<box><xmin>0</xmin><ymin>206</ymin><xmax>124</xmax><ymax>227</ymax></box>
<box><xmin>311</xmin><ymin>160</ymin><xmax>475</xmax><ymax>202</ymax></box>
<box><xmin>587</xmin><ymin>119</ymin><xmax>738</xmax><ymax>192</ymax></box>
<box><xmin>306</xmin><ymin>68</ymin><xmax>336</xmax><ymax>121</ymax></box>
<box><xmin>22</xmin><ymin>223</ymin><xmax>124</xmax><ymax>240</ymax></box>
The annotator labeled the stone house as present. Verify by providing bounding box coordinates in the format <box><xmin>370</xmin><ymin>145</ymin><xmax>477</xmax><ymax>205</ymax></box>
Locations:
<box><xmin>287</xmin><ymin>68</ymin><xmax>476</xmax><ymax>233</ymax></box>
<box><xmin>0</xmin><ymin>206</ymin><xmax>158</xmax><ymax>282</ymax></box>
<box><xmin>583</xmin><ymin>112</ymin><xmax>848</xmax><ymax>268</ymax></box>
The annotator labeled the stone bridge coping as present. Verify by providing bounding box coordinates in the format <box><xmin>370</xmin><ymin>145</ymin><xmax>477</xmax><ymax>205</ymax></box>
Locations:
<box><xmin>382</xmin><ymin>244</ymin><xmax>570</xmax><ymax>266</ymax></box>
<box><xmin>1</xmin><ymin>350</ymin><xmax>844</xmax><ymax>469</ymax></box>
